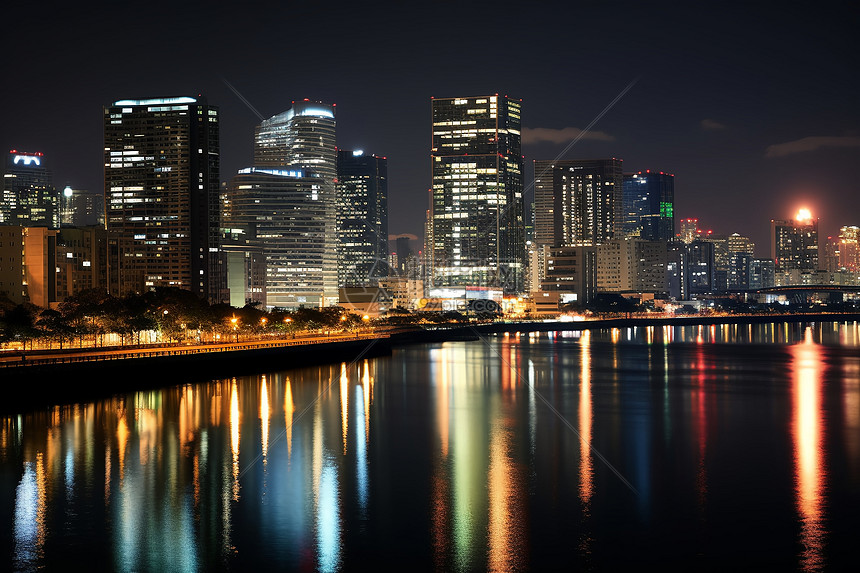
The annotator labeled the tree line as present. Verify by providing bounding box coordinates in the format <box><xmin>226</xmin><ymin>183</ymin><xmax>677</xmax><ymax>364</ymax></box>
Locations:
<box><xmin>0</xmin><ymin>288</ymin><xmax>374</xmax><ymax>350</ymax></box>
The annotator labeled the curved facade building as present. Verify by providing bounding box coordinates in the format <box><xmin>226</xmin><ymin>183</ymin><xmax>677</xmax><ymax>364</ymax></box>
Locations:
<box><xmin>254</xmin><ymin>100</ymin><xmax>336</xmax><ymax>184</ymax></box>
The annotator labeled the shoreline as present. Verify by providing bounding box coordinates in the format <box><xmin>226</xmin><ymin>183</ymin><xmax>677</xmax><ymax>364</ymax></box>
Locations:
<box><xmin>3</xmin><ymin>312</ymin><xmax>859</xmax><ymax>413</ymax></box>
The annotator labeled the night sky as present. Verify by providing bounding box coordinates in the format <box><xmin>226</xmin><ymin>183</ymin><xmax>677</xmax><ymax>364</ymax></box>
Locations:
<box><xmin>2</xmin><ymin>1</ymin><xmax>858</xmax><ymax>256</ymax></box>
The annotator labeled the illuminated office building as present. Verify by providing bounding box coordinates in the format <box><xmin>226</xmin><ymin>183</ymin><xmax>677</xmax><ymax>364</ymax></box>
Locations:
<box><xmin>1</xmin><ymin>150</ymin><xmax>58</xmax><ymax>228</ymax></box>
<box><xmin>621</xmin><ymin>170</ymin><xmax>674</xmax><ymax>241</ymax></box>
<box><xmin>104</xmin><ymin>96</ymin><xmax>220</xmax><ymax>300</ymax></box>
<box><xmin>838</xmin><ymin>225</ymin><xmax>860</xmax><ymax>272</ymax></box>
<box><xmin>533</xmin><ymin>158</ymin><xmax>623</xmax><ymax>248</ymax></box>
<box><xmin>225</xmin><ymin>168</ymin><xmax>336</xmax><ymax>308</ymax></box>
<box><xmin>771</xmin><ymin>210</ymin><xmax>819</xmax><ymax>273</ymax></box>
<box><xmin>336</xmin><ymin>150</ymin><xmax>388</xmax><ymax>287</ymax></box>
<box><xmin>254</xmin><ymin>99</ymin><xmax>336</xmax><ymax>183</ymax></box>
<box><xmin>429</xmin><ymin>94</ymin><xmax>524</xmax><ymax>293</ymax></box>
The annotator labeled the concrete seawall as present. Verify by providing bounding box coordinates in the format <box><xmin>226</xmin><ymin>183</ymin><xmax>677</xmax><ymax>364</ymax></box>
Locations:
<box><xmin>3</xmin><ymin>337</ymin><xmax>392</xmax><ymax>413</ymax></box>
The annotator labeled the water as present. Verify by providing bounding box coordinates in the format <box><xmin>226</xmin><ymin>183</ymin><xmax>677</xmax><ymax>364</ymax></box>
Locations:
<box><xmin>2</xmin><ymin>321</ymin><xmax>860</xmax><ymax>571</ymax></box>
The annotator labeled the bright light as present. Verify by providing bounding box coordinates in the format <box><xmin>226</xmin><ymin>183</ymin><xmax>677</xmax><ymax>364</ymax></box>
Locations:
<box><xmin>796</xmin><ymin>208</ymin><xmax>813</xmax><ymax>222</ymax></box>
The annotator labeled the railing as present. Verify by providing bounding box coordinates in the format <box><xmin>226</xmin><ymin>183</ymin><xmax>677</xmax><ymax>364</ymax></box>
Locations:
<box><xmin>0</xmin><ymin>332</ymin><xmax>387</xmax><ymax>369</ymax></box>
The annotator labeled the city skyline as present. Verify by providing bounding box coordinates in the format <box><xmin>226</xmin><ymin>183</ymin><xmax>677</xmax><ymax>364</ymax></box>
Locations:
<box><xmin>1</xmin><ymin>2</ymin><xmax>857</xmax><ymax>257</ymax></box>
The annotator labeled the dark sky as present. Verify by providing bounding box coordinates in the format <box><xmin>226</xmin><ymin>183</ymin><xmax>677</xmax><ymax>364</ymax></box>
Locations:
<box><xmin>2</xmin><ymin>1</ymin><xmax>858</xmax><ymax>257</ymax></box>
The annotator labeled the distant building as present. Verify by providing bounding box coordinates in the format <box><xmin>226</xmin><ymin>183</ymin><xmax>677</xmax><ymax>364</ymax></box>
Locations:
<box><xmin>336</xmin><ymin>150</ymin><xmax>388</xmax><ymax>286</ymax></box>
<box><xmin>687</xmin><ymin>240</ymin><xmax>716</xmax><ymax>294</ymax></box>
<box><xmin>621</xmin><ymin>170</ymin><xmax>674</xmax><ymax>241</ymax></box>
<box><xmin>541</xmin><ymin>245</ymin><xmax>597</xmax><ymax>304</ymax></box>
<box><xmin>1</xmin><ymin>150</ymin><xmax>58</xmax><ymax>228</ymax></box>
<box><xmin>103</xmin><ymin>96</ymin><xmax>220</xmax><ymax>300</ymax></box>
<box><xmin>771</xmin><ymin>211</ymin><xmax>819</xmax><ymax>275</ymax></box>
<box><xmin>596</xmin><ymin>238</ymin><xmax>667</xmax><ymax>293</ymax></box>
<box><xmin>429</xmin><ymin>95</ymin><xmax>524</xmax><ymax>293</ymax></box>
<box><xmin>748</xmin><ymin>258</ymin><xmax>775</xmax><ymax>289</ymax></box>
<box><xmin>838</xmin><ymin>225</ymin><xmax>860</xmax><ymax>272</ymax></box>
<box><xmin>60</xmin><ymin>186</ymin><xmax>105</xmax><ymax>227</ymax></box>
<box><xmin>679</xmin><ymin>218</ymin><xmax>701</xmax><ymax>244</ymax></box>
<box><xmin>533</xmin><ymin>158</ymin><xmax>623</xmax><ymax>248</ymax></box>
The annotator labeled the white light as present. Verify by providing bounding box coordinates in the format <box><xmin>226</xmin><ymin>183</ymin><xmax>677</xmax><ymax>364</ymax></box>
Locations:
<box><xmin>352</xmin><ymin>150</ymin><xmax>364</xmax><ymax>156</ymax></box>
<box><xmin>63</xmin><ymin>186</ymin><xmax>73</xmax><ymax>198</ymax></box>
<box><xmin>12</xmin><ymin>155</ymin><xmax>41</xmax><ymax>166</ymax></box>
<box><xmin>113</xmin><ymin>97</ymin><xmax>197</xmax><ymax>106</ymax></box>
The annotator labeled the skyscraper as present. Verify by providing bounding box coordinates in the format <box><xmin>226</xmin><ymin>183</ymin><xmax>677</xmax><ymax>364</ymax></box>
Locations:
<box><xmin>1</xmin><ymin>150</ymin><xmax>58</xmax><ymax>228</ymax></box>
<box><xmin>224</xmin><ymin>100</ymin><xmax>338</xmax><ymax>308</ymax></box>
<box><xmin>226</xmin><ymin>167</ymin><xmax>336</xmax><ymax>308</ymax></box>
<box><xmin>430</xmin><ymin>95</ymin><xmax>524</xmax><ymax>293</ymax></box>
<box><xmin>254</xmin><ymin>99</ymin><xmax>337</xmax><ymax>183</ymax></box>
<box><xmin>336</xmin><ymin>150</ymin><xmax>388</xmax><ymax>287</ymax></box>
<box><xmin>104</xmin><ymin>96</ymin><xmax>220</xmax><ymax>300</ymax></box>
<box><xmin>771</xmin><ymin>210</ymin><xmax>819</xmax><ymax>274</ymax></box>
<box><xmin>621</xmin><ymin>170</ymin><xmax>674</xmax><ymax>241</ymax></box>
<box><xmin>533</xmin><ymin>158</ymin><xmax>623</xmax><ymax>248</ymax></box>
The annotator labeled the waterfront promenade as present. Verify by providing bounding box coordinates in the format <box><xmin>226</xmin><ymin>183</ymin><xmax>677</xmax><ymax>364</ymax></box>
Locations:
<box><xmin>3</xmin><ymin>312</ymin><xmax>858</xmax><ymax>412</ymax></box>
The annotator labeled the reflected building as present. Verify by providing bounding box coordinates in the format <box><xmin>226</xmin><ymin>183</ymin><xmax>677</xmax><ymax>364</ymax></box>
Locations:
<box><xmin>429</xmin><ymin>95</ymin><xmax>524</xmax><ymax>293</ymax></box>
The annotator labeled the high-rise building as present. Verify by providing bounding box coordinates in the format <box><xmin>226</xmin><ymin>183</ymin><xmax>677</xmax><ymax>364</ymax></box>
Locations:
<box><xmin>226</xmin><ymin>167</ymin><xmax>336</xmax><ymax>308</ymax></box>
<box><xmin>621</xmin><ymin>170</ymin><xmax>674</xmax><ymax>241</ymax></box>
<box><xmin>533</xmin><ymin>158</ymin><xmax>623</xmax><ymax>248</ymax></box>
<box><xmin>838</xmin><ymin>225</ymin><xmax>860</xmax><ymax>272</ymax></box>
<box><xmin>336</xmin><ymin>150</ymin><xmax>388</xmax><ymax>287</ymax></box>
<box><xmin>1</xmin><ymin>150</ymin><xmax>58</xmax><ymax>228</ymax></box>
<box><xmin>232</xmin><ymin>100</ymin><xmax>338</xmax><ymax>307</ymax></box>
<box><xmin>104</xmin><ymin>96</ymin><xmax>220</xmax><ymax>300</ymax></box>
<box><xmin>771</xmin><ymin>210</ymin><xmax>819</xmax><ymax>274</ymax></box>
<box><xmin>255</xmin><ymin>99</ymin><xmax>337</xmax><ymax>183</ymax></box>
<box><xmin>430</xmin><ymin>95</ymin><xmax>524</xmax><ymax>293</ymax></box>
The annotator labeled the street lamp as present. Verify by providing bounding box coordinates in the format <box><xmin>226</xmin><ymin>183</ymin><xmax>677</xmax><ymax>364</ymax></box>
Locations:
<box><xmin>231</xmin><ymin>317</ymin><xmax>238</xmax><ymax>342</ymax></box>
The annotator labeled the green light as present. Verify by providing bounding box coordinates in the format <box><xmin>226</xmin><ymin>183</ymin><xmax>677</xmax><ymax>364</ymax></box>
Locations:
<box><xmin>660</xmin><ymin>202</ymin><xmax>674</xmax><ymax>217</ymax></box>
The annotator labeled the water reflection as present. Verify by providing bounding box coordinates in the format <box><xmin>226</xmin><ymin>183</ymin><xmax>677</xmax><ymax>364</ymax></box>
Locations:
<box><xmin>2</xmin><ymin>321</ymin><xmax>857</xmax><ymax>570</ymax></box>
<box><xmin>791</xmin><ymin>328</ymin><xmax>827</xmax><ymax>572</ymax></box>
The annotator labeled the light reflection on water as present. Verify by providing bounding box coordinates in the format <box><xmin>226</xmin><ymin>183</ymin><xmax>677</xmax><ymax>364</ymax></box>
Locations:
<box><xmin>2</xmin><ymin>322</ymin><xmax>859</xmax><ymax>571</ymax></box>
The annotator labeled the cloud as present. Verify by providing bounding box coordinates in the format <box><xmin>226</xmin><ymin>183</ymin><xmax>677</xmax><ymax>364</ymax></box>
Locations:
<box><xmin>700</xmin><ymin>118</ymin><xmax>727</xmax><ymax>131</ymax></box>
<box><xmin>522</xmin><ymin>126</ymin><xmax>614</xmax><ymax>145</ymax></box>
<box><xmin>765</xmin><ymin>136</ymin><xmax>860</xmax><ymax>158</ymax></box>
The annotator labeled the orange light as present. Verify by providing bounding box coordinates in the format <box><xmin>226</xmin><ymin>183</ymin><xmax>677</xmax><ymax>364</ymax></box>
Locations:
<box><xmin>796</xmin><ymin>208</ymin><xmax>813</xmax><ymax>222</ymax></box>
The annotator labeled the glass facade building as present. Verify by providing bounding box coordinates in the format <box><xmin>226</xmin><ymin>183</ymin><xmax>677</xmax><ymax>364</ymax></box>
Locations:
<box><xmin>1</xmin><ymin>150</ymin><xmax>58</xmax><ymax>228</ymax></box>
<box><xmin>336</xmin><ymin>150</ymin><xmax>388</xmax><ymax>287</ymax></box>
<box><xmin>226</xmin><ymin>168</ymin><xmax>337</xmax><ymax>308</ymax></box>
<box><xmin>238</xmin><ymin>100</ymin><xmax>338</xmax><ymax>307</ymax></box>
<box><xmin>429</xmin><ymin>95</ymin><xmax>524</xmax><ymax>293</ymax></box>
<box><xmin>621</xmin><ymin>170</ymin><xmax>674</xmax><ymax>241</ymax></box>
<box><xmin>103</xmin><ymin>96</ymin><xmax>220</xmax><ymax>300</ymax></box>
